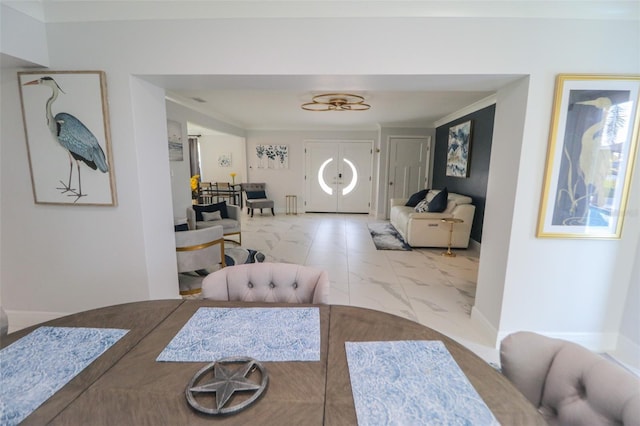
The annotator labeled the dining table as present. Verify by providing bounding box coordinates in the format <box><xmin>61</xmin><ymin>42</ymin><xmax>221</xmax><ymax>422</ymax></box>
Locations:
<box><xmin>200</xmin><ymin>183</ymin><xmax>242</xmax><ymax>208</ymax></box>
<box><xmin>1</xmin><ymin>300</ymin><xmax>545</xmax><ymax>425</ymax></box>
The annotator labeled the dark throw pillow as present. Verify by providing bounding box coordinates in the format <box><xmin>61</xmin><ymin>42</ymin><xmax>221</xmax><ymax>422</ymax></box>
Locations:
<box><xmin>405</xmin><ymin>189</ymin><xmax>430</xmax><ymax>207</ymax></box>
<box><xmin>174</xmin><ymin>223</ymin><xmax>189</xmax><ymax>232</ymax></box>
<box><xmin>428</xmin><ymin>187</ymin><xmax>448</xmax><ymax>212</ymax></box>
<box><xmin>193</xmin><ymin>201</ymin><xmax>229</xmax><ymax>221</ymax></box>
<box><xmin>246</xmin><ymin>190</ymin><xmax>267</xmax><ymax>199</ymax></box>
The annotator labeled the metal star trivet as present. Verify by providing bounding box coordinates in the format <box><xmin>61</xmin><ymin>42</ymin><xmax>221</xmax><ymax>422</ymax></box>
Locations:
<box><xmin>186</xmin><ymin>356</ymin><xmax>268</xmax><ymax>415</ymax></box>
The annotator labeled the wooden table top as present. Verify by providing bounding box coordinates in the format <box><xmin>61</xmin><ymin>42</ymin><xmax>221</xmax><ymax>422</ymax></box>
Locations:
<box><xmin>3</xmin><ymin>300</ymin><xmax>545</xmax><ymax>425</ymax></box>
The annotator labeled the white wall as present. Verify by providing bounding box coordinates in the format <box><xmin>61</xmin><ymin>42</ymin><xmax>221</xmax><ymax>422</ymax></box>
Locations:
<box><xmin>0</xmin><ymin>5</ymin><xmax>49</xmax><ymax>67</ymax></box>
<box><xmin>199</xmin><ymin>134</ymin><xmax>246</xmax><ymax>185</ymax></box>
<box><xmin>1</xmin><ymin>11</ymin><xmax>638</xmax><ymax>361</ymax></box>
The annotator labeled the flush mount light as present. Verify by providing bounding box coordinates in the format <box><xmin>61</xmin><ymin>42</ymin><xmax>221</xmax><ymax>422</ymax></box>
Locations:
<box><xmin>301</xmin><ymin>93</ymin><xmax>371</xmax><ymax>111</ymax></box>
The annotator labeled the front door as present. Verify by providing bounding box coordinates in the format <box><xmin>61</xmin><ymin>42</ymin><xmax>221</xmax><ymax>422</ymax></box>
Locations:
<box><xmin>305</xmin><ymin>140</ymin><xmax>373</xmax><ymax>213</ymax></box>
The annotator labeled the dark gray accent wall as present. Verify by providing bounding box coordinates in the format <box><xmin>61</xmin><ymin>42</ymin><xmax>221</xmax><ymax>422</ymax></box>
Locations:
<box><xmin>432</xmin><ymin>104</ymin><xmax>495</xmax><ymax>243</ymax></box>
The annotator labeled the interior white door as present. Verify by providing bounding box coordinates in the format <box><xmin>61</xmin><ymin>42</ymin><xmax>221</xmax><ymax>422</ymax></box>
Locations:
<box><xmin>305</xmin><ymin>141</ymin><xmax>372</xmax><ymax>213</ymax></box>
<box><xmin>388</xmin><ymin>136</ymin><xmax>430</xmax><ymax>200</ymax></box>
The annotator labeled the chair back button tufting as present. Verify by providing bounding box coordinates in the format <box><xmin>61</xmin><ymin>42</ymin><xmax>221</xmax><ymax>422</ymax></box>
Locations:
<box><xmin>293</xmin><ymin>283</ymin><xmax>298</xmax><ymax>288</ymax></box>
<box><xmin>269</xmin><ymin>283</ymin><xmax>275</xmax><ymax>289</ymax></box>
<box><xmin>248</xmin><ymin>283</ymin><xmax>253</xmax><ymax>288</ymax></box>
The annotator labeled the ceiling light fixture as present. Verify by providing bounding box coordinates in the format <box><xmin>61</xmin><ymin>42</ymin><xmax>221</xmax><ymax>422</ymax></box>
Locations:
<box><xmin>301</xmin><ymin>93</ymin><xmax>370</xmax><ymax>111</ymax></box>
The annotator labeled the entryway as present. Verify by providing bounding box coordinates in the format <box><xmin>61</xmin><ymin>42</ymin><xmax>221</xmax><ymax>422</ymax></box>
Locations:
<box><xmin>304</xmin><ymin>140</ymin><xmax>373</xmax><ymax>213</ymax></box>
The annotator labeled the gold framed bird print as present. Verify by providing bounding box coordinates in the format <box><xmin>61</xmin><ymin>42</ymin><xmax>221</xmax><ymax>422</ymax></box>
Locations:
<box><xmin>537</xmin><ymin>74</ymin><xmax>640</xmax><ymax>239</ymax></box>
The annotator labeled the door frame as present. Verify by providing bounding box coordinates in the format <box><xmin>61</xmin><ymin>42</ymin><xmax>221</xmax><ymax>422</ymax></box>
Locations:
<box><xmin>385</xmin><ymin>135</ymin><xmax>432</xmax><ymax>218</ymax></box>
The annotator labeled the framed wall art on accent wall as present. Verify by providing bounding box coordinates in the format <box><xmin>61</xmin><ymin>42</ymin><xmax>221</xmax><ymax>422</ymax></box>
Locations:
<box><xmin>446</xmin><ymin>120</ymin><xmax>473</xmax><ymax>178</ymax></box>
<box><xmin>537</xmin><ymin>74</ymin><xmax>640</xmax><ymax>239</ymax></box>
<box><xmin>18</xmin><ymin>70</ymin><xmax>117</xmax><ymax>206</ymax></box>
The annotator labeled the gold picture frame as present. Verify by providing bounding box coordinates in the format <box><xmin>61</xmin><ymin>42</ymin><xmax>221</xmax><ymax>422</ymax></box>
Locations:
<box><xmin>537</xmin><ymin>74</ymin><xmax>640</xmax><ymax>239</ymax></box>
<box><xmin>18</xmin><ymin>70</ymin><xmax>117</xmax><ymax>206</ymax></box>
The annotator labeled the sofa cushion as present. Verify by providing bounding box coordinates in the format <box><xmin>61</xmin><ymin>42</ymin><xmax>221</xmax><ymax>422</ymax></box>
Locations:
<box><xmin>405</xmin><ymin>189</ymin><xmax>430</xmax><ymax>207</ymax></box>
<box><xmin>246</xmin><ymin>190</ymin><xmax>267</xmax><ymax>199</ymax></box>
<box><xmin>427</xmin><ymin>187</ymin><xmax>448</xmax><ymax>212</ymax></box>
<box><xmin>202</xmin><ymin>211</ymin><xmax>222</xmax><ymax>221</ymax></box>
<box><xmin>174</xmin><ymin>223</ymin><xmax>189</xmax><ymax>232</ymax></box>
<box><xmin>414</xmin><ymin>199</ymin><xmax>430</xmax><ymax>212</ymax></box>
<box><xmin>193</xmin><ymin>201</ymin><xmax>229</xmax><ymax>221</ymax></box>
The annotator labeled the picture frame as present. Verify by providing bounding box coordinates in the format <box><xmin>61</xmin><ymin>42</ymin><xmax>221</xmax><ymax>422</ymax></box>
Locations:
<box><xmin>446</xmin><ymin>120</ymin><xmax>472</xmax><ymax>178</ymax></box>
<box><xmin>18</xmin><ymin>70</ymin><xmax>117</xmax><ymax>206</ymax></box>
<box><xmin>537</xmin><ymin>74</ymin><xmax>640</xmax><ymax>239</ymax></box>
<box><xmin>167</xmin><ymin>120</ymin><xmax>183</xmax><ymax>161</ymax></box>
<box><xmin>256</xmin><ymin>144</ymin><xmax>288</xmax><ymax>169</ymax></box>
<box><xmin>218</xmin><ymin>153</ymin><xmax>232</xmax><ymax>167</ymax></box>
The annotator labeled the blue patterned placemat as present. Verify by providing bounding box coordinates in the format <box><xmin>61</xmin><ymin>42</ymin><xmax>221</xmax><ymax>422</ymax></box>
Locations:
<box><xmin>156</xmin><ymin>307</ymin><xmax>320</xmax><ymax>362</ymax></box>
<box><xmin>345</xmin><ymin>340</ymin><xmax>500</xmax><ymax>426</ymax></box>
<box><xmin>0</xmin><ymin>326</ymin><xmax>129</xmax><ymax>426</ymax></box>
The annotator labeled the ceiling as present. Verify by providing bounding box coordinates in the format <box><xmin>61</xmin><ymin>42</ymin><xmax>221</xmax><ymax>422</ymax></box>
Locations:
<box><xmin>146</xmin><ymin>74</ymin><xmax>522</xmax><ymax>133</ymax></box>
<box><xmin>4</xmin><ymin>1</ymin><xmax>636</xmax><ymax>134</ymax></box>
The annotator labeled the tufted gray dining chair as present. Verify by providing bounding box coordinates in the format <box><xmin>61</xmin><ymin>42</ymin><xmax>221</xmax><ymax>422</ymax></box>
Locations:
<box><xmin>201</xmin><ymin>262</ymin><xmax>329</xmax><ymax>304</ymax></box>
<box><xmin>500</xmin><ymin>331</ymin><xmax>640</xmax><ymax>426</ymax></box>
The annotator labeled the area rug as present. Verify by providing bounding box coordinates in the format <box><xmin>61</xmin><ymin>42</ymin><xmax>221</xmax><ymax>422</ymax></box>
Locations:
<box><xmin>224</xmin><ymin>247</ymin><xmax>266</xmax><ymax>266</ymax></box>
<box><xmin>367</xmin><ymin>223</ymin><xmax>412</xmax><ymax>251</ymax></box>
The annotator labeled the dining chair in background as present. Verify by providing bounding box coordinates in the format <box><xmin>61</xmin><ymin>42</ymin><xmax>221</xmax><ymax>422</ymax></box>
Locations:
<box><xmin>201</xmin><ymin>262</ymin><xmax>330</xmax><ymax>304</ymax></box>
<box><xmin>213</xmin><ymin>182</ymin><xmax>235</xmax><ymax>204</ymax></box>
<box><xmin>175</xmin><ymin>225</ymin><xmax>226</xmax><ymax>297</ymax></box>
<box><xmin>198</xmin><ymin>182</ymin><xmax>213</xmax><ymax>204</ymax></box>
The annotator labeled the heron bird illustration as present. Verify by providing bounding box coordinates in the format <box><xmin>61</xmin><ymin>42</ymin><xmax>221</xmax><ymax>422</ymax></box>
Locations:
<box><xmin>575</xmin><ymin>97</ymin><xmax>613</xmax><ymax>209</ymax></box>
<box><xmin>23</xmin><ymin>76</ymin><xmax>109</xmax><ymax>202</ymax></box>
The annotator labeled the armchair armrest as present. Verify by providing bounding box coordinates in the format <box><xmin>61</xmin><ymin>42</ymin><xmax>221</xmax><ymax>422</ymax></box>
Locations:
<box><xmin>407</xmin><ymin>212</ymin><xmax>451</xmax><ymax>220</ymax></box>
<box><xmin>226</xmin><ymin>203</ymin><xmax>241</xmax><ymax>221</ymax></box>
<box><xmin>186</xmin><ymin>207</ymin><xmax>196</xmax><ymax>230</ymax></box>
<box><xmin>390</xmin><ymin>198</ymin><xmax>408</xmax><ymax>207</ymax></box>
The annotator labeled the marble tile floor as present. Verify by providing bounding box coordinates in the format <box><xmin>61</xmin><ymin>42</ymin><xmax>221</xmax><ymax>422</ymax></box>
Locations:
<box><xmin>237</xmin><ymin>212</ymin><xmax>500</xmax><ymax>366</ymax></box>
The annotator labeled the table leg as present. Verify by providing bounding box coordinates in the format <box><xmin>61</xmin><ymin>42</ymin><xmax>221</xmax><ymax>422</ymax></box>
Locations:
<box><xmin>442</xmin><ymin>222</ymin><xmax>456</xmax><ymax>257</ymax></box>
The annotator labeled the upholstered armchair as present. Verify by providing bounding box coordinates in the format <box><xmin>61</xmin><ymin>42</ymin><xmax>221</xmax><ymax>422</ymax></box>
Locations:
<box><xmin>500</xmin><ymin>331</ymin><xmax>640</xmax><ymax>425</ymax></box>
<box><xmin>187</xmin><ymin>201</ymin><xmax>241</xmax><ymax>244</ymax></box>
<box><xmin>202</xmin><ymin>262</ymin><xmax>330</xmax><ymax>304</ymax></box>
<box><xmin>175</xmin><ymin>226</ymin><xmax>225</xmax><ymax>297</ymax></box>
<box><xmin>241</xmin><ymin>182</ymin><xmax>275</xmax><ymax>217</ymax></box>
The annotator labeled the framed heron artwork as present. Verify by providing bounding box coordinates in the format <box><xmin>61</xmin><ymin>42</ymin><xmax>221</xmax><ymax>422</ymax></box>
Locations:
<box><xmin>18</xmin><ymin>70</ymin><xmax>117</xmax><ymax>206</ymax></box>
<box><xmin>537</xmin><ymin>74</ymin><xmax>640</xmax><ymax>239</ymax></box>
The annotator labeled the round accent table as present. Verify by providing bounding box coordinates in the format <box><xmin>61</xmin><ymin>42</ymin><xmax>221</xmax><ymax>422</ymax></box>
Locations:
<box><xmin>441</xmin><ymin>218</ymin><xmax>464</xmax><ymax>257</ymax></box>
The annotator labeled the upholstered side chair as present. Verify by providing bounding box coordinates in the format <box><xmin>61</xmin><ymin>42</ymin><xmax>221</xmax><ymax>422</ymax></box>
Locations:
<box><xmin>186</xmin><ymin>201</ymin><xmax>242</xmax><ymax>245</ymax></box>
<box><xmin>500</xmin><ymin>331</ymin><xmax>640</xmax><ymax>426</ymax></box>
<box><xmin>201</xmin><ymin>262</ymin><xmax>330</xmax><ymax>304</ymax></box>
<box><xmin>241</xmin><ymin>182</ymin><xmax>275</xmax><ymax>217</ymax></box>
<box><xmin>175</xmin><ymin>225</ymin><xmax>225</xmax><ymax>297</ymax></box>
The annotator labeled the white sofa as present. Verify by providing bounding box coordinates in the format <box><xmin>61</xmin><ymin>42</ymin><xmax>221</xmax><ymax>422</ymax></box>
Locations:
<box><xmin>389</xmin><ymin>189</ymin><xmax>475</xmax><ymax>248</ymax></box>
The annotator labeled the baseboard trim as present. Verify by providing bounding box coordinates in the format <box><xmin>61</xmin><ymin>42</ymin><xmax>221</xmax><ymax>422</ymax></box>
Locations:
<box><xmin>6</xmin><ymin>309</ymin><xmax>71</xmax><ymax>333</ymax></box>
<box><xmin>608</xmin><ymin>334</ymin><xmax>640</xmax><ymax>375</ymax></box>
<box><xmin>470</xmin><ymin>306</ymin><xmax>499</xmax><ymax>348</ymax></box>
